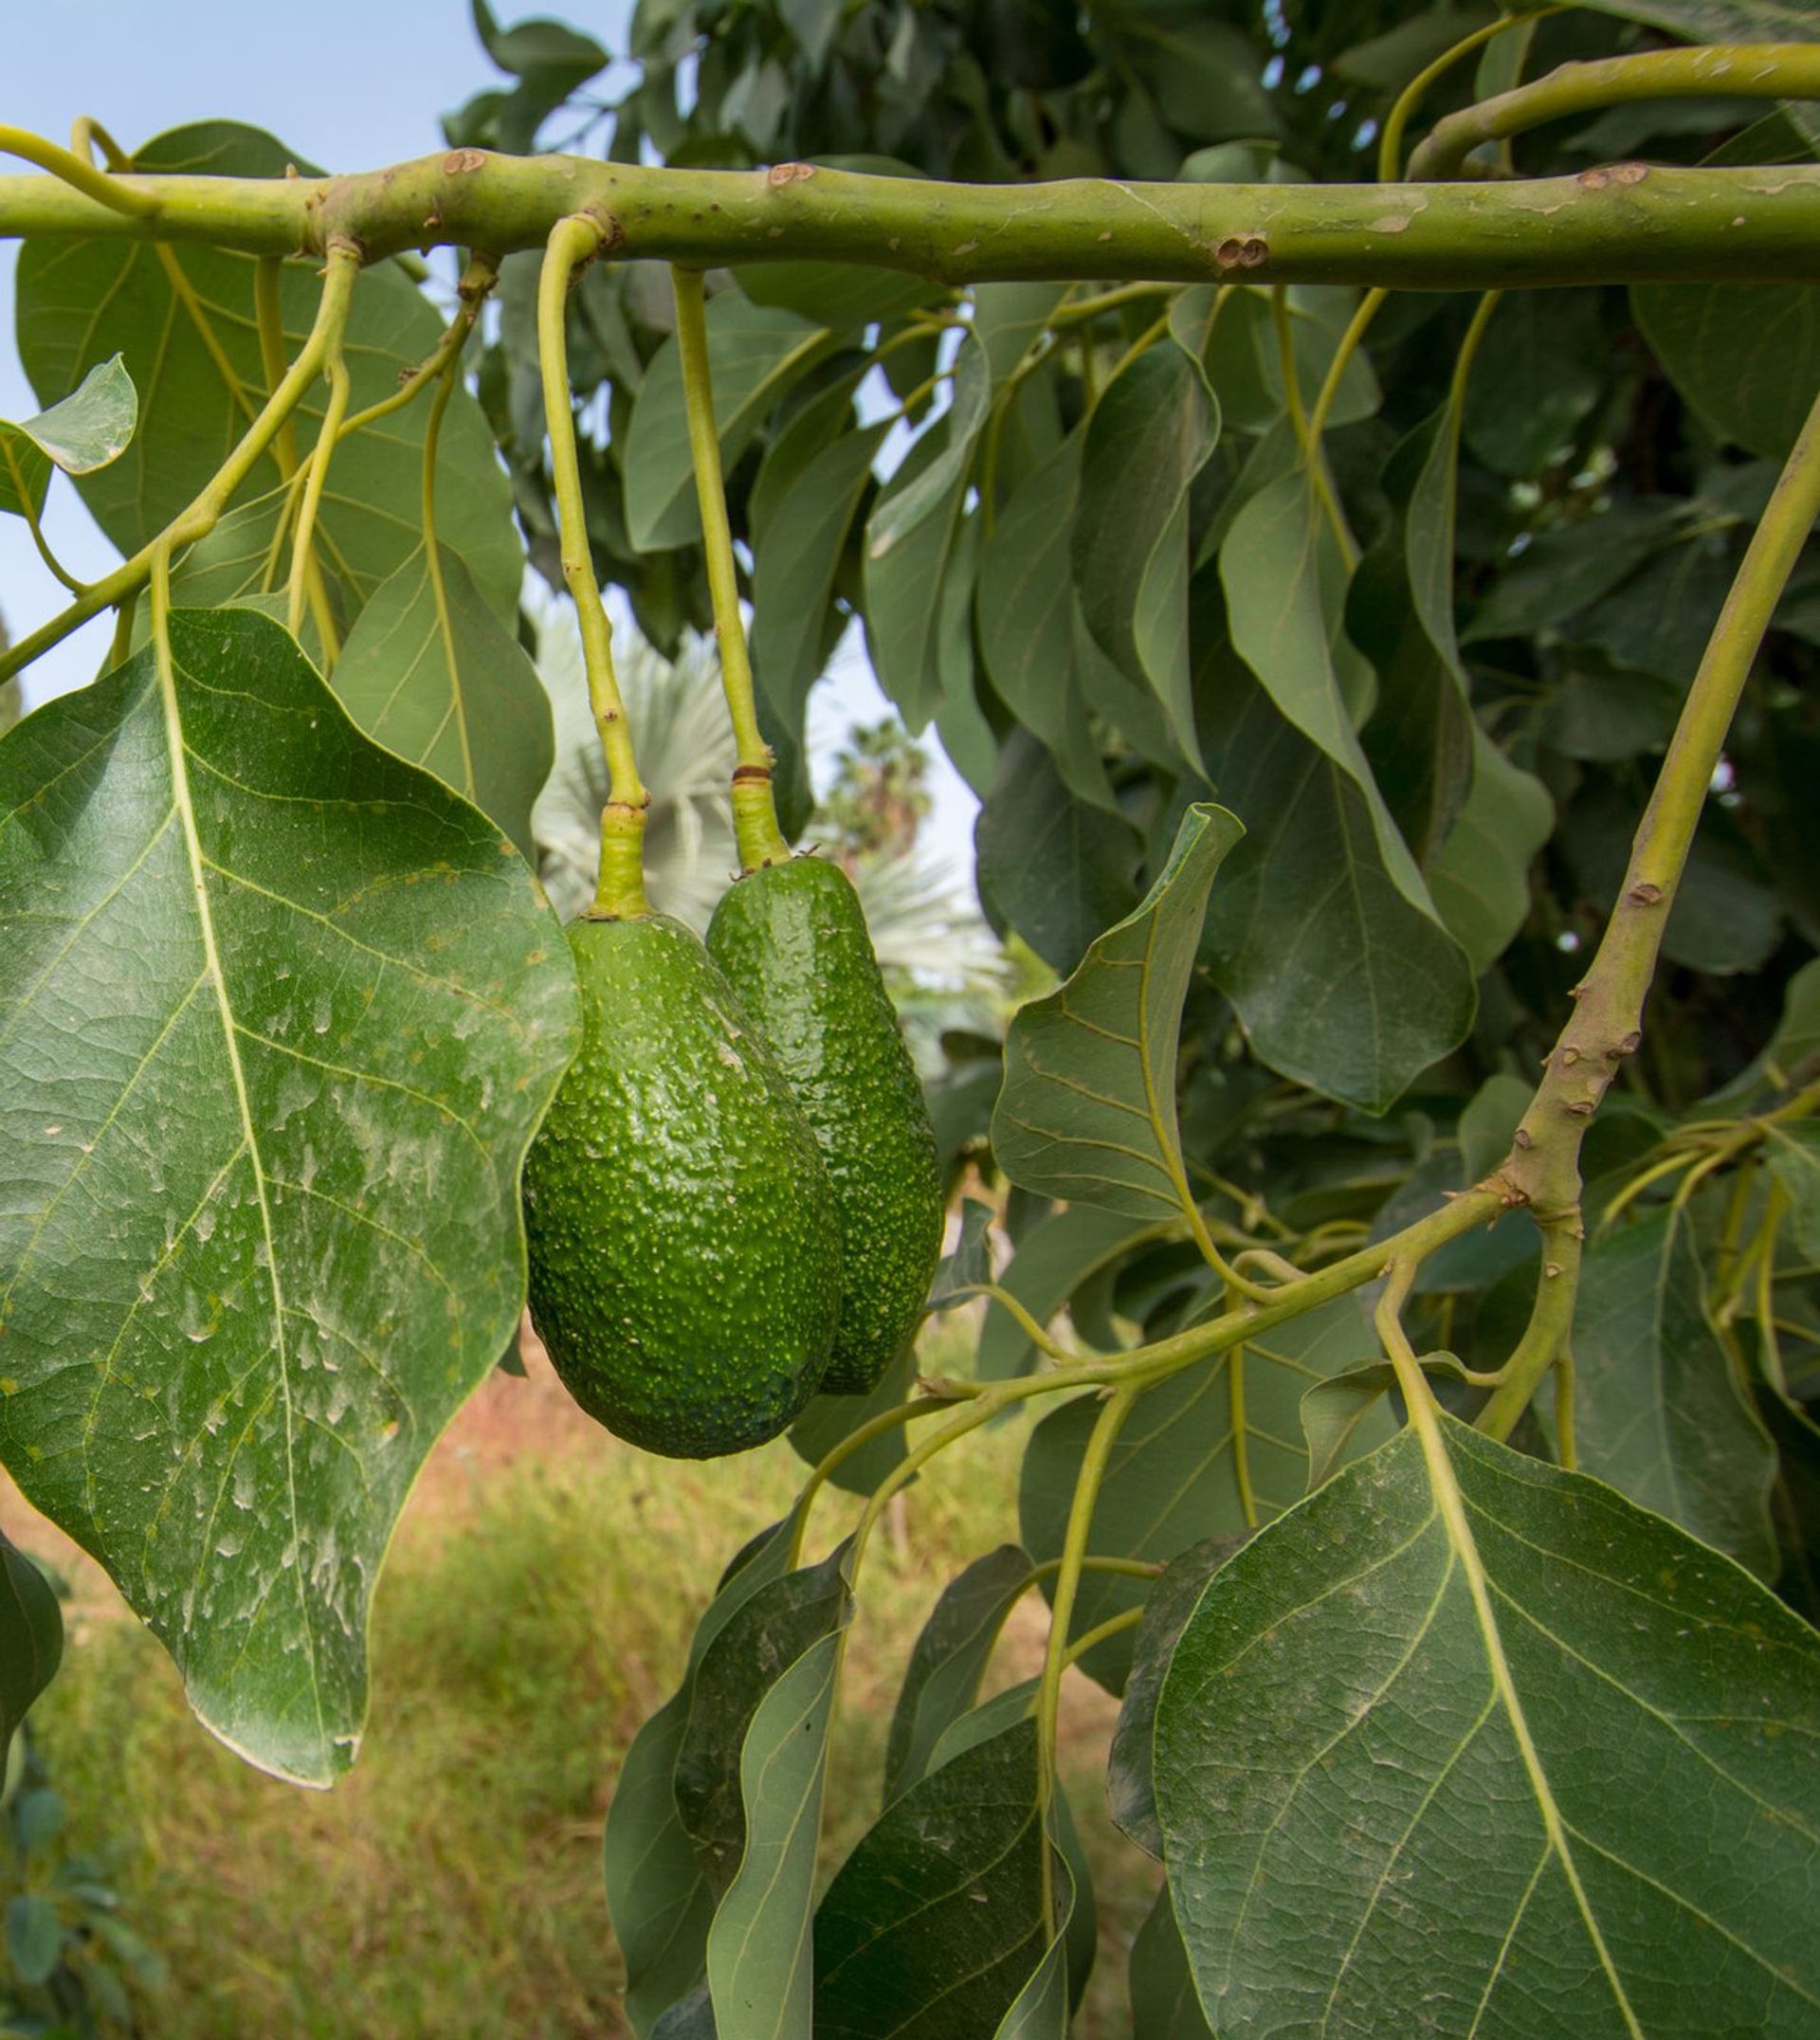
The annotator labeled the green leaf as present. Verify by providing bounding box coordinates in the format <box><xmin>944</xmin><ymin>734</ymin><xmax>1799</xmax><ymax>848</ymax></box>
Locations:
<box><xmin>864</xmin><ymin>337</ymin><xmax>992</xmax><ymax>731</ymax></box>
<box><xmin>0</xmin><ymin>355</ymin><xmax>137</xmax><ymax>521</ymax></box>
<box><xmin>735</xmin><ymin>263</ymin><xmax>934</xmax><ymax>327</ymax></box>
<box><xmin>993</xmin><ymin>803</ymin><xmax>1244</xmax><ymax>1219</ymax></box>
<box><xmin>705</xmin><ymin>1615</ymin><xmax>848</xmax><ymax>2039</ymax></box>
<box><xmin>0</xmin><ymin>608</ymin><xmax>577</xmax><ymax>1785</ymax></box>
<box><xmin>1574</xmin><ymin>2</ymin><xmax>1820</xmax><ymax>49</ymax></box>
<box><xmin>1349</xmin><ymin>406</ymin><xmax>1476</xmax><ymax>866</ymax></box>
<box><xmin>1632</xmin><ymin>282</ymin><xmax>1820</xmax><ymax>459</ymax></box>
<box><xmin>884</xmin><ymin>1544</ymin><xmax>1033</xmax><ymax>1802</ymax></box>
<box><xmin>1108</xmin><ymin>1537</ymin><xmax>1243</xmax><ymax>1861</ymax></box>
<box><xmin>1073</xmin><ymin>347</ymin><xmax>1217</xmax><ymax>772</ymax></box>
<box><xmin>329</xmin><ymin>541</ymin><xmax>556</xmax><ymax>858</ymax></box>
<box><xmin>1019</xmin><ymin>1297</ymin><xmax>1390</xmax><ymax>1694</ymax></box>
<box><xmin>1572</xmin><ymin>1210</ymin><xmax>1778</xmax><ymax>1574</ymax></box>
<box><xmin>1156</xmin><ymin>1412</ymin><xmax>1820</xmax><ymax>2040</ymax></box>
<box><xmin>1768</xmin><ymin>1122</ymin><xmax>1820</xmax><ymax>1262</ymax></box>
<box><xmin>0</xmin><ymin>1532</ymin><xmax>62</xmax><ymax>1749</ymax></box>
<box><xmin>750</xmin><ymin>401</ymin><xmax>887</xmax><ymax>745</ymax></box>
<box><xmin>974</xmin><ymin>732</ymin><xmax>1141</xmax><ymax>976</ymax></box>
<box><xmin>1705</xmin><ymin>956</ymin><xmax>1820</xmax><ymax>1108</ymax></box>
<box><xmin>15</xmin><ymin>123</ymin><xmax>519</xmax><ymax>626</ymax></box>
<box><xmin>974</xmin><ymin>1206</ymin><xmax>1169</xmax><ymax>1381</ymax></box>
<box><xmin>926</xmin><ymin>1196</ymin><xmax>994</xmax><ymax>1314</ymax></box>
<box><xmin>624</xmin><ymin>292</ymin><xmax>835</xmax><ymax>553</ymax></box>
<box><xmin>1128</xmin><ymin>1888</ymin><xmax>1215</xmax><ymax>2040</ymax></box>
<box><xmin>1462</xmin><ymin>292</ymin><xmax>1606</xmax><ymax>478</ymax></box>
<box><xmin>4</xmin><ymin>1893</ymin><xmax>60</xmax><ymax>1987</ymax></box>
<box><xmin>975</xmin><ymin>433</ymin><xmax>1116</xmax><ymax>811</ymax></box>
<box><xmin>1428</xmin><ymin>730</ymin><xmax>1555</xmax><ymax>974</ymax></box>
<box><xmin>606</xmin><ymin>1521</ymin><xmax>803</xmax><ymax>2037</ymax></box>
<box><xmin>1195</xmin><ymin>636</ymin><xmax>1477</xmax><ymax>1110</ymax></box>
<box><xmin>675</xmin><ymin>1542</ymin><xmax>852</xmax><ymax>1895</ymax></box>
<box><xmin>1300</xmin><ymin>1352</ymin><xmax>1475</xmax><ymax>1493</ymax></box>
<box><xmin>1199</xmin><ymin>287</ymin><xmax>1379</xmax><ymax>436</ymax></box>
<box><xmin>814</xmin><ymin>1718</ymin><xmax>1053</xmax><ymax>2037</ymax></box>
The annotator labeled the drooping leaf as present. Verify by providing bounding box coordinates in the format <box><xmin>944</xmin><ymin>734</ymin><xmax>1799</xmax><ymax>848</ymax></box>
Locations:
<box><xmin>1108</xmin><ymin>1537</ymin><xmax>1243</xmax><ymax>1860</ymax></box>
<box><xmin>1073</xmin><ymin>344</ymin><xmax>1218</xmax><ymax>770</ymax></box>
<box><xmin>864</xmin><ymin>336</ymin><xmax>992</xmax><ymax>730</ymax></box>
<box><xmin>0</xmin><ymin>1530</ymin><xmax>62</xmax><ymax>1748</ymax></box>
<box><xmin>1128</xmin><ymin>1888</ymin><xmax>1216</xmax><ymax>2040</ymax></box>
<box><xmin>1156</xmin><ymin>1412</ymin><xmax>1820</xmax><ymax>2040</ymax></box>
<box><xmin>1199</xmin><ymin>285</ymin><xmax>1379</xmax><ymax>436</ymax></box>
<box><xmin>1019</xmin><ymin>1297</ymin><xmax>1389</xmax><ymax>1693</ymax></box>
<box><xmin>1571</xmin><ymin>1209</ymin><xmax>1779</xmax><ymax>1574</ymax></box>
<box><xmin>974</xmin><ymin>731</ymin><xmax>1141</xmax><ymax>976</ymax></box>
<box><xmin>0</xmin><ymin>354</ymin><xmax>137</xmax><ymax>520</ymax></box>
<box><xmin>1349</xmin><ymin>405</ymin><xmax>1476</xmax><ymax>866</ymax></box>
<box><xmin>0</xmin><ymin>608</ymin><xmax>578</xmax><ymax>1785</ymax></box>
<box><xmin>786</xmin><ymin>1340</ymin><xmax>919</xmax><ymax>1500</ymax></box>
<box><xmin>993</xmin><ymin>803</ymin><xmax>1244</xmax><ymax>1219</ymax></box>
<box><xmin>5</xmin><ymin>1891</ymin><xmax>61</xmax><ymax>1986</ymax></box>
<box><xmin>883</xmin><ymin>1543</ymin><xmax>1033</xmax><ymax>1802</ymax></box>
<box><xmin>814</xmin><ymin>1718</ymin><xmax>1052</xmax><ymax>2038</ymax></box>
<box><xmin>1300</xmin><ymin>1352</ymin><xmax>1473</xmax><ymax>1493</ymax></box>
<box><xmin>1427</xmin><ymin>730</ymin><xmax>1556</xmax><ymax>974</ymax></box>
<box><xmin>1632</xmin><ymin>281</ymin><xmax>1820</xmax><ymax>460</ymax></box>
<box><xmin>1195</xmin><ymin>637</ymin><xmax>1477</xmax><ymax>1110</ymax></box>
<box><xmin>606</xmin><ymin>1519</ymin><xmax>804</xmax><ymax>2038</ymax></box>
<box><xmin>625</xmin><ymin>292</ymin><xmax>837</xmax><ymax>552</ymax></box>
<box><xmin>675</xmin><ymin>1541</ymin><xmax>853</xmax><ymax>1896</ymax></box>
<box><xmin>330</xmin><ymin>541</ymin><xmax>555</xmax><ymax>857</ymax></box>
<box><xmin>15</xmin><ymin>123</ymin><xmax>519</xmax><ymax>625</ymax></box>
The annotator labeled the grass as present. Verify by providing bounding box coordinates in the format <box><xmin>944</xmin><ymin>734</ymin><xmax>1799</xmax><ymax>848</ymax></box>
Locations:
<box><xmin>9</xmin><ymin>1332</ymin><xmax>1161</xmax><ymax>2038</ymax></box>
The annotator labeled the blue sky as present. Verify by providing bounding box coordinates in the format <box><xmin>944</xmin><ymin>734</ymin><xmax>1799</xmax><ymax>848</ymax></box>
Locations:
<box><xmin>0</xmin><ymin>0</ymin><xmax>978</xmax><ymax>867</ymax></box>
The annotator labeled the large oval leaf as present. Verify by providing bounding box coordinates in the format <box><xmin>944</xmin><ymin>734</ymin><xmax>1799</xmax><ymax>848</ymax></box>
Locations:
<box><xmin>0</xmin><ymin>1529</ymin><xmax>62</xmax><ymax>1747</ymax></box>
<box><xmin>1156</xmin><ymin>1413</ymin><xmax>1820</xmax><ymax>2040</ymax></box>
<box><xmin>0</xmin><ymin>608</ymin><xmax>577</xmax><ymax>1784</ymax></box>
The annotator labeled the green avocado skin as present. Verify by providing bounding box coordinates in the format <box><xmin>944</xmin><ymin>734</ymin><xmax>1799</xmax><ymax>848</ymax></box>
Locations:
<box><xmin>707</xmin><ymin>856</ymin><xmax>943</xmax><ymax>1394</ymax></box>
<box><xmin>522</xmin><ymin>914</ymin><xmax>841</xmax><ymax>1458</ymax></box>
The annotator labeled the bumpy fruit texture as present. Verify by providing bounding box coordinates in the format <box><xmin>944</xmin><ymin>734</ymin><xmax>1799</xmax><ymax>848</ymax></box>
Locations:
<box><xmin>707</xmin><ymin>855</ymin><xmax>944</xmax><ymax>1394</ymax></box>
<box><xmin>523</xmin><ymin>914</ymin><xmax>842</xmax><ymax>1458</ymax></box>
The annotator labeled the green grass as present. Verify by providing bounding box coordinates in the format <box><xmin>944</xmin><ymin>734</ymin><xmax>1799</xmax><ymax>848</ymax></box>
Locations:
<box><xmin>22</xmin><ymin>1355</ymin><xmax>1160</xmax><ymax>2038</ymax></box>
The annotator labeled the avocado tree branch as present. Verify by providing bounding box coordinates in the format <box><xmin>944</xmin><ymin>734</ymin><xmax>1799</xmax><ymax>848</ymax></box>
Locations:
<box><xmin>0</xmin><ymin>155</ymin><xmax>1818</xmax><ymax>285</ymax></box>
<box><xmin>1410</xmin><ymin>43</ymin><xmax>1820</xmax><ymax>179</ymax></box>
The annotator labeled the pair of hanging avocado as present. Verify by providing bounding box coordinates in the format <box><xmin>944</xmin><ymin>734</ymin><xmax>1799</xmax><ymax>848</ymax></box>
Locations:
<box><xmin>521</xmin><ymin>852</ymin><xmax>944</xmax><ymax>1458</ymax></box>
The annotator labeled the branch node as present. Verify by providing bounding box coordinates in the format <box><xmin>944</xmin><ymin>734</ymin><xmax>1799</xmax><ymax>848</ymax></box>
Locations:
<box><xmin>767</xmin><ymin>161</ymin><xmax>817</xmax><ymax>189</ymax></box>
<box><xmin>1626</xmin><ymin>881</ymin><xmax>1665</xmax><ymax>906</ymax></box>
<box><xmin>443</xmin><ymin>148</ymin><xmax>488</xmax><ymax>176</ymax></box>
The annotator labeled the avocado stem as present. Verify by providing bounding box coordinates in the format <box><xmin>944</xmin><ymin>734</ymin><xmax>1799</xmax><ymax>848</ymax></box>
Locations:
<box><xmin>538</xmin><ymin>214</ymin><xmax>652</xmax><ymax>915</ymax></box>
<box><xmin>670</xmin><ymin>264</ymin><xmax>793</xmax><ymax>873</ymax></box>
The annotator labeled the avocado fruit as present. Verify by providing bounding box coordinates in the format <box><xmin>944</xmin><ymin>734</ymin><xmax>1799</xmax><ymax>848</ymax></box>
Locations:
<box><xmin>707</xmin><ymin>855</ymin><xmax>943</xmax><ymax>1394</ymax></box>
<box><xmin>522</xmin><ymin>913</ymin><xmax>842</xmax><ymax>1458</ymax></box>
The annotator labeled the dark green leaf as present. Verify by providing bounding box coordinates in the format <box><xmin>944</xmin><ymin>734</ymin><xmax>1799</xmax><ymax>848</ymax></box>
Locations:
<box><xmin>330</xmin><ymin>541</ymin><xmax>556</xmax><ymax>857</ymax></box>
<box><xmin>0</xmin><ymin>355</ymin><xmax>136</xmax><ymax>520</ymax></box>
<box><xmin>883</xmin><ymin>1544</ymin><xmax>1033</xmax><ymax>1802</ymax></box>
<box><xmin>1572</xmin><ymin>1209</ymin><xmax>1777</xmax><ymax>1576</ymax></box>
<box><xmin>1108</xmin><ymin>1537</ymin><xmax>1243</xmax><ymax>1860</ymax></box>
<box><xmin>1349</xmin><ymin>407</ymin><xmax>1476</xmax><ymax>865</ymax></box>
<box><xmin>1074</xmin><ymin>347</ymin><xmax>1216</xmax><ymax>772</ymax></box>
<box><xmin>814</xmin><ymin>1718</ymin><xmax>1050</xmax><ymax>2039</ymax></box>
<box><xmin>994</xmin><ymin>803</ymin><xmax>1244</xmax><ymax>1218</ymax></box>
<box><xmin>1300</xmin><ymin>1352</ymin><xmax>1474</xmax><ymax>1493</ymax></box>
<box><xmin>1768</xmin><ymin>1122</ymin><xmax>1820</xmax><ymax>1262</ymax></box>
<box><xmin>864</xmin><ymin>338</ymin><xmax>992</xmax><ymax>730</ymax></box>
<box><xmin>0</xmin><ymin>1533</ymin><xmax>62</xmax><ymax>1750</ymax></box>
<box><xmin>1200</xmin><ymin>287</ymin><xmax>1378</xmax><ymax>436</ymax></box>
<box><xmin>1019</xmin><ymin>1297</ymin><xmax>1389</xmax><ymax>1693</ymax></box>
<box><xmin>1632</xmin><ymin>282</ymin><xmax>1820</xmax><ymax>459</ymax></box>
<box><xmin>0</xmin><ymin>609</ymin><xmax>577</xmax><ymax>1785</ymax></box>
<box><xmin>786</xmin><ymin>1341</ymin><xmax>919</xmax><ymax>1500</ymax></box>
<box><xmin>676</xmin><ymin>1542</ymin><xmax>852</xmax><ymax>1895</ymax></box>
<box><xmin>736</xmin><ymin>263</ymin><xmax>934</xmax><ymax>327</ymax></box>
<box><xmin>1156</xmin><ymin>1412</ymin><xmax>1820</xmax><ymax>2040</ymax></box>
<box><xmin>1462</xmin><ymin>292</ymin><xmax>1605</xmax><ymax>478</ymax></box>
<box><xmin>4</xmin><ymin>1893</ymin><xmax>60</xmax><ymax>1987</ymax></box>
<box><xmin>974</xmin><ymin>732</ymin><xmax>1141</xmax><ymax>976</ymax></box>
<box><xmin>1128</xmin><ymin>1888</ymin><xmax>1215</xmax><ymax>2040</ymax></box>
<box><xmin>1195</xmin><ymin>638</ymin><xmax>1477</xmax><ymax>1110</ymax></box>
<box><xmin>1427</xmin><ymin>731</ymin><xmax>1555</xmax><ymax>974</ymax></box>
<box><xmin>16</xmin><ymin>123</ymin><xmax>519</xmax><ymax>625</ymax></box>
<box><xmin>626</xmin><ymin>293</ymin><xmax>836</xmax><ymax>551</ymax></box>
<box><xmin>926</xmin><ymin>1197</ymin><xmax>994</xmax><ymax>1312</ymax></box>
<box><xmin>1575</xmin><ymin>2</ymin><xmax>1819</xmax><ymax>51</ymax></box>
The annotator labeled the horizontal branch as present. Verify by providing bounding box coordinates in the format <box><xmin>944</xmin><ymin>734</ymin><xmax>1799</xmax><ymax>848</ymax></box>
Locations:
<box><xmin>0</xmin><ymin>152</ymin><xmax>1817</xmax><ymax>285</ymax></box>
